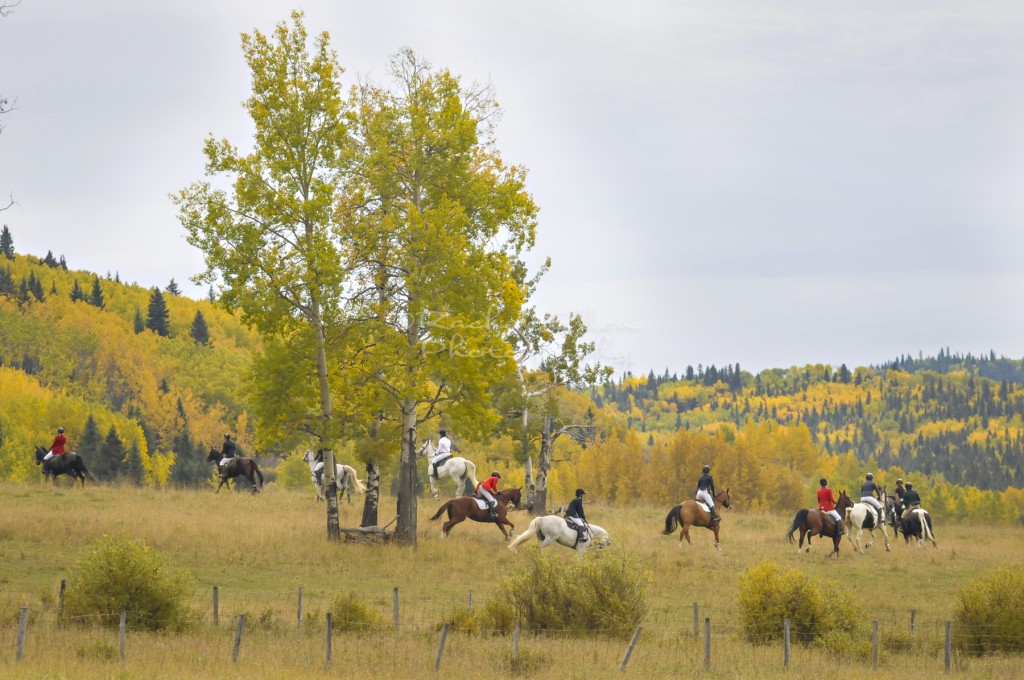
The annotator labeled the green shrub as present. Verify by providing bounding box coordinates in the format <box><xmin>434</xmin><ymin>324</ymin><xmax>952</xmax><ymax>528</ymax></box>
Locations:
<box><xmin>276</xmin><ymin>454</ymin><xmax>312</xmax><ymax>491</ymax></box>
<box><xmin>330</xmin><ymin>591</ymin><xmax>385</xmax><ymax>631</ymax></box>
<box><xmin>737</xmin><ymin>560</ymin><xmax>862</xmax><ymax>647</ymax></box>
<box><xmin>955</xmin><ymin>565</ymin><xmax>1024</xmax><ymax>655</ymax></box>
<box><xmin>64</xmin><ymin>535</ymin><xmax>194</xmax><ymax>631</ymax></box>
<box><xmin>496</xmin><ymin>552</ymin><xmax>646</xmax><ymax>636</ymax></box>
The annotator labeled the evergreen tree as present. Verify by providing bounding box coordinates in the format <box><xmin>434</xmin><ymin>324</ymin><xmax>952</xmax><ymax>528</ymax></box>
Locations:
<box><xmin>0</xmin><ymin>265</ymin><xmax>13</xmax><ymax>295</ymax></box>
<box><xmin>17</xmin><ymin>277</ymin><xmax>29</xmax><ymax>302</ymax></box>
<box><xmin>207</xmin><ymin>286</ymin><xmax>216</xmax><ymax>303</ymax></box>
<box><xmin>170</xmin><ymin>425</ymin><xmax>207</xmax><ymax>487</ymax></box>
<box><xmin>69</xmin><ymin>279</ymin><xmax>86</xmax><ymax>302</ymax></box>
<box><xmin>145</xmin><ymin>288</ymin><xmax>170</xmax><ymax>336</ymax></box>
<box><xmin>189</xmin><ymin>310</ymin><xmax>210</xmax><ymax>345</ymax></box>
<box><xmin>0</xmin><ymin>225</ymin><xmax>13</xmax><ymax>259</ymax></box>
<box><xmin>43</xmin><ymin>250</ymin><xmax>59</xmax><ymax>267</ymax></box>
<box><xmin>27</xmin><ymin>271</ymin><xmax>44</xmax><ymax>301</ymax></box>
<box><xmin>58</xmin><ymin>255</ymin><xmax>67</xmax><ymax>270</ymax></box>
<box><xmin>77</xmin><ymin>415</ymin><xmax>103</xmax><ymax>474</ymax></box>
<box><xmin>96</xmin><ymin>425</ymin><xmax>125</xmax><ymax>480</ymax></box>
<box><xmin>123</xmin><ymin>444</ymin><xmax>145</xmax><ymax>485</ymax></box>
<box><xmin>133</xmin><ymin>307</ymin><xmax>145</xmax><ymax>334</ymax></box>
<box><xmin>89</xmin><ymin>276</ymin><xmax>105</xmax><ymax>309</ymax></box>
<box><xmin>166</xmin><ymin>278</ymin><xmax>181</xmax><ymax>296</ymax></box>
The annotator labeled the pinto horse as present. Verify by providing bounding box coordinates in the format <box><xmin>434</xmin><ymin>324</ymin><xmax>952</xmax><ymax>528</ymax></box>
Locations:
<box><xmin>206</xmin><ymin>449</ymin><xmax>263</xmax><ymax>494</ymax></box>
<box><xmin>429</xmin><ymin>487</ymin><xmax>522</xmax><ymax>539</ymax></box>
<box><xmin>844</xmin><ymin>491</ymin><xmax>891</xmax><ymax>553</ymax></box>
<box><xmin>34</xmin><ymin>446</ymin><xmax>94</xmax><ymax>487</ymax></box>
<box><xmin>786</xmin><ymin>491</ymin><xmax>854</xmax><ymax>558</ymax></box>
<box><xmin>901</xmin><ymin>508</ymin><xmax>938</xmax><ymax>548</ymax></box>
<box><xmin>662</xmin><ymin>489</ymin><xmax>732</xmax><ymax>551</ymax></box>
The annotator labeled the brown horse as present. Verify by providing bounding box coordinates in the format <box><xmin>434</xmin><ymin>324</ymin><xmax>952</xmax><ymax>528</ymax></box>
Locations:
<box><xmin>786</xmin><ymin>491</ymin><xmax>854</xmax><ymax>558</ymax></box>
<box><xmin>206</xmin><ymin>448</ymin><xmax>264</xmax><ymax>494</ymax></box>
<box><xmin>429</xmin><ymin>487</ymin><xmax>522</xmax><ymax>539</ymax></box>
<box><xmin>662</xmin><ymin>489</ymin><xmax>732</xmax><ymax>551</ymax></box>
<box><xmin>34</xmin><ymin>446</ymin><xmax>94</xmax><ymax>487</ymax></box>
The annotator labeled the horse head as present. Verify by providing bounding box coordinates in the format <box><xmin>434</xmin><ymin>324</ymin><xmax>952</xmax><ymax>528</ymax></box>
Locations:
<box><xmin>499</xmin><ymin>487</ymin><xmax>522</xmax><ymax>509</ymax></box>
<box><xmin>836</xmin><ymin>491</ymin><xmax>853</xmax><ymax>515</ymax></box>
<box><xmin>205</xmin><ymin>448</ymin><xmax>220</xmax><ymax>463</ymax></box>
<box><xmin>417</xmin><ymin>440</ymin><xmax>434</xmax><ymax>458</ymax></box>
<box><xmin>717</xmin><ymin>488</ymin><xmax>732</xmax><ymax>510</ymax></box>
<box><xmin>34</xmin><ymin>446</ymin><xmax>46</xmax><ymax>465</ymax></box>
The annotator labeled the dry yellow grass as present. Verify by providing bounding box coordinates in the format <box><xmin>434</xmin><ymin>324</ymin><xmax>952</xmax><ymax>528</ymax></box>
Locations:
<box><xmin>1</xmin><ymin>481</ymin><xmax>1022</xmax><ymax>678</ymax></box>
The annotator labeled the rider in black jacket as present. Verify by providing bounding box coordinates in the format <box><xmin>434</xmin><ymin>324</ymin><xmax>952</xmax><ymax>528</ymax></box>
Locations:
<box><xmin>566</xmin><ymin>488</ymin><xmax>588</xmax><ymax>544</ymax></box>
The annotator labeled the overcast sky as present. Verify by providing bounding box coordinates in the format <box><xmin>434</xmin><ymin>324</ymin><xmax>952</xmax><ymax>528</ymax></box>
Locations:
<box><xmin>2</xmin><ymin>1</ymin><xmax>1023</xmax><ymax>374</ymax></box>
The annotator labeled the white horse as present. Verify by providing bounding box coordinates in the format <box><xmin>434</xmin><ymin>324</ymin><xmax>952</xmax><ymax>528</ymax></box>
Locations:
<box><xmin>844</xmin><ymin>498</ymin><xmax>891</xmax><ymax>553</ymax></box>
<box><xmin>507</xmin><ymin>515</ymin><xmax>611</xmax><ymax>560</ymax></box>
<box><xmin>418</xmin><ymin>440</ymin><xmax>480</xmax><ymax>498</ymax></box>
<box><xmin>301</xmin><ymin>451</ymin><xmax>366</xmax><ymax>503</ymax></box>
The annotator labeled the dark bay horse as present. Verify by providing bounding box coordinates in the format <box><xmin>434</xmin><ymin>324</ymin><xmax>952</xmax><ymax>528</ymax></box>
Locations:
<box><xmin>429</xmin><ymin>487</ymin><xmax>522</xmax><ymax>539</ymax></box>
<box><xmin>206</xmin><ymin>449</ymin><xmax>264</xmax><ymax>494</ymax></box>
<box><xmin>786</xmin><ymin>491</ymin><xmax>854</xmax><ymax>558</ymax></box>
<box><xmin>662</xmin><ymin>489</ymin><xmax>732</xmax><ymax>551</ymax></box>
<box><xmin>34</xmin><ymin>446</ymin><xmax>94</xmax><ymax>487</ymax></box>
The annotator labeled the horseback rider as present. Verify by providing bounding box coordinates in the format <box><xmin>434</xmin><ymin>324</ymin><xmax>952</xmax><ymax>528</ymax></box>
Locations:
<box><xmin>860</xmin><ymin>473</ymin><xmax>885</xmax><ymax>525</ymax></box>
<box><xmin>313</xmin><ymin>449</ymin><xmax>325</xmax><ymax>487</ymax></box>
<box><xmin>219</xmin><ymin>433</ymin><xmax>238</xmax><ymax>480</ymax></box>
<box><xmin>696</xmin><ymin>465</ymin><xmax>720</xmax><ymax>524</ymax></box>
<box><xmin>43</xmin><ymin>427</ymin><xmax>68</xmax><ymax>473</ymax></box>
<box><xmin>475</xmin><ymin>471</ymin><xmax>501</xmax><ymax>521</ymax></box>
<box><xmin>565</xmin><ymin>488</ymin><xmax>589</xmax><ymax>545</ymax></box>
<box><xmin>900</xmin><ymin>482</ymin><xmax>922</xmax><ymax>522</ymax></box>
<box><xmin>430</xmin><ymin>429</ymin><xmax>453</xmax><ymax>479</ymax></box>
<box><xmin>893</xmin><ymin>478</ymin><xmax>906</xmax><ymax>513</ymax></box>
<box><xmin>817</xmin><ymin>478</ymin><xmax>844</xmax><ymax>535</ymax></box>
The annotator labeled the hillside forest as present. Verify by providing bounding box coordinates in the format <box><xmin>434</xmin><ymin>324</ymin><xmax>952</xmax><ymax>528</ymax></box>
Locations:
<box><xmin>2</xmin><ymin>225</ymin><xmax>1023</xmax><ymax>525</ymax></box>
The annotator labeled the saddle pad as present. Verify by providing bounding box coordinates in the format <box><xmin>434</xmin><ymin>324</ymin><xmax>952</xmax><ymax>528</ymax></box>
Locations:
<box><xmin>473</xmin><ymin>498</ymin><xmax>489</xmax><ymax>510</ymax></box>
<box><xmin>696</xmin><ymin>501</ymin><xmax>710</xmax><ymax>513</ymax></box>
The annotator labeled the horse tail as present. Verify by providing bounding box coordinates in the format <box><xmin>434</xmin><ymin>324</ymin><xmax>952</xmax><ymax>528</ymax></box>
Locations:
<box><xmin>464</xmin><ymin>460</ymin><xmax>479</xmax><ymax>489</ymax></box>
<box><xmin>352</xmin><ymin>471</ymin><xmax>366</xmax><ymax>493</ymax></box>
<box><xmin>662</xmin><ymin>505</ymin><xmax>681</xmax><ymax>535</ymax></box>
<box><xmin>253</xmin><ymin>461</ymin><xmax>264</xmax><ymax>489</ymax></box>
<box><xmin>430</xmin><ymin>501</ymin><xmax>454</xmax><ymax>521</ymax></box>
<box><xmin>507</xmin><ymin>517</ymin><xmax>541</xmax><ymax>551</ymax></box>
<box><xmin>920</xmin><ymin>511</ymin><xmax>935</xmax><ymax>543</ymax></box>
<box><xmin>787</xmin><ymin>509</ymin><xmax>809</xmax><ymax>543</ymax></box>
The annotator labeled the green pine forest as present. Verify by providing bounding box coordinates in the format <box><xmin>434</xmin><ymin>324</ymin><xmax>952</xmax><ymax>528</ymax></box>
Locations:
<box><xmin>2</xmin><ymin>225</ymin><xmax>1023</xmax><ymax>525</ymax></box>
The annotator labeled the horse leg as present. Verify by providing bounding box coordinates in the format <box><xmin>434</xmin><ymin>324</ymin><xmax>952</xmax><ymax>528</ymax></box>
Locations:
<box><xmin>712</xmin><ymin>523</ymin><xmax>722</xmax><ymax>552</ymax></box>
<box><xmin>681</xmin><ymin>523</ymin><xmax>693</xmax><ymax>546</ymax></box>
<box><xmin>441</xmin><ymin>517</ymin><xmax>461</xmax><ymax>537</ymax></box>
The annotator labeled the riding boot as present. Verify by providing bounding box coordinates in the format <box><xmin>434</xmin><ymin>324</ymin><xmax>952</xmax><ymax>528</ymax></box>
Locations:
<box><xmin>709</xmin><ymin>507</ymin><xmax>720</xmax><ymax>523</ymax></box>
<box><xmin>315</xmin><ymin>469</ymin><xmax>322</xmax><ymax>486</ymax></box>
<box><xmin>577</xmin><ymin>529</ymin><xmax>587</xmax><ymax>544</ymax></box>
<box><xmin>488</xmin><ymin>502</ymin><xmax>498</xmax><ymax>522</ymax></box>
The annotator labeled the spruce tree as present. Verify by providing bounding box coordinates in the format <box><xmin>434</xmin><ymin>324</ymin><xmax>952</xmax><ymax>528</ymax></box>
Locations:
<box><xmin>170</xmin><ymin>424</ymin><xmax>207</xmax><ymax>487</ymax></box>
<box><xmin>0</xmin><ymin>225</ymin><xmax>13</xmax><ymax>259</ymax></box>
<box><xmin>78</xmin><ymin>415</ymin><xmax>103</xmax><ymax>473</ymax></box>
<box><xmin>58</xmin><ymin>255</ymin><xmax>67</xmax><ymax>270</ymax></box>
<box><xmin>145</xmin><ymin>288</ymin><xmax>170</xmax><ymax>336</ymax></box>
<box><xmin>207</xmin><ymin>286</ymin><xmax>216</xmax><ymax>303</ymax></box>
<box><xmin>97</xmin><ymin>426</ymin><xmax>125</xmax><ymax>480</ymax></box>
<box><xmin>17</xmin><ymin>277</ymin><xmax>29</xmax><ymax>302</ymax></box>
<box><xmin>133</xmin><ymin>307</ymin><xmax>145</xmax><ymax>334</ymax></box>
<box><xmin>27</xmin><ymin>272</ymin><xmax>44</xmax><ymax>301</ymax></box>
<box><xmin>89</xmin><ymin>276</ymin><xmax>105</xmax><ymax>309</ymax></box>
<box><xmin>123</xmin><ymin>445</ymin><xmax>145</xmax><ymax>485</ymax></box>
<box><xmin>0</xmin><ymin>265</ymin><xmax>13</xmax><ymax>295</ymax></box>
<box><xmin>43</xmin><ymin>250</ymin><xmax>58</xmax><ymax>267</ymax></box>
<box><xmin>190</xmin><ymin>310</ymin><xmax>210</xmax><ymax>345</ymax></box>
<box><xmin>166</xmin><ymin>278</ymin><xmax>181</xmax><ymax>296</ymax></box>
<box><xmin>69</xmin><ymin>279</ymin><xmax>86</xmax><ymax>302</ymax></box>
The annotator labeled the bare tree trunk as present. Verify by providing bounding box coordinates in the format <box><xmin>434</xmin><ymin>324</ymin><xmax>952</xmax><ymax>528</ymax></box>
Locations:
<box><xmin>311</xmin><ymin>304</ymin><xmax>339</xmax><ymax>541</ymax></box>
<box><xmin>397</xmin><ymin>412</ymin><xmax>418</xmax><ymax>545</ymax></box>
<box><xmin>360</xmin><ymin>462</ymin><xmax>380</xmax><ymax>527</ymax></box>
<box><xmin>533</xmin><ymin>415</ymin><xmax>553</xmax><ymax>516</ymax></box>
<box><xmin>524</xmin><ymin>454</ymin><xmax>536</xmax><ymax>512</ymax></box>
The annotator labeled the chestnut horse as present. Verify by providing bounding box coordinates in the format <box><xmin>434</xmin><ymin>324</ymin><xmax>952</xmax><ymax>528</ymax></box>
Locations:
<box><xmin>786</xmin><ymin>491</ymin><xmax>854</xmax><ymax>558</ymax></box>
<box><xmin>662</xmin><ymin>489</ymin><xmax>732</xmax><ymax>551</ymax></box>
<box><xmin>206</xmin><ymin>449</ymin><xmax>264</xmax><ymax>494</ymax></box>
<box><xmin>429</xmin><ymin>487</ymin><xmax>522</xmax><ymax>539</ymax></box>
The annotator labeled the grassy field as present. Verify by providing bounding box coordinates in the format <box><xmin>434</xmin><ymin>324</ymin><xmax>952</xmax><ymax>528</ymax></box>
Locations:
<box><xmin>1</xmin><ymin>481</ymin><xmax>1022</xmax><ymax>679</ymax></box>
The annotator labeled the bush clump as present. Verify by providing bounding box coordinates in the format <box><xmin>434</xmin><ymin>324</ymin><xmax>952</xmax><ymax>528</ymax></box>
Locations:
<box><xmin>64</xmin><ymin>535</ymin><xmax>194</xmax><ymax>631</ymax></box>
<box><xmin>330</xmin><ymin>591</ymin><xmax>386</xmax><ymax>631</ymax></box>
<box><xmin>496</xmin><ymin>552</ymin><xmax>646</xmax><ymax>636</ymax></box>
<box><xmin>955</xmin><ymin>565</ymin><xmax>1024</xmax><ymax>655</ymax></box>
<box><xmin>738</xmin><ymin>560</ymin><xmax>862</xmax><ymax>647</ymax></box>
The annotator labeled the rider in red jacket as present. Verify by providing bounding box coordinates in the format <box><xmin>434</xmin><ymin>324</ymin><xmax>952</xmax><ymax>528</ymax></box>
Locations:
<box><xmin>816</xmin><ymin>478</ymin><xmax>844</xmax><ymax>535</ymax></box>
<box><xmin>476</xmin><ymin>472</ymin><xmax>501</xmax><ymax>521</ymax></box>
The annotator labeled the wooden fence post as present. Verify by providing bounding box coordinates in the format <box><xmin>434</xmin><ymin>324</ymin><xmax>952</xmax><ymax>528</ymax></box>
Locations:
<box><xmin>910</xmin><ymin>609</ymin><xmax>916</xmax><ymax>635</ymax></box>
<box><xmin>232</xmin><ymin>614</ymin><xmax>245</xmax><ymax>663</ymax></box>
<box><xmin>704</xmin><ymin>617</ymin><xmax>711</xmax><ymax>670</ymax></box>
<box><xmin>434</xmin><ymin>622</ymin><xmax>449</xmax><ymax>672</ymax></box>
<box><xmin>393</xmin><ymin>587</ymin><xmax>400</xmax><ymax>630</ymax></box>
<box><xmin>119</xmin><ymin>610</ymin><xmax>126</xmax><ymax>661</ymax></box>
<box><xmin>512</xmin><ymin>618</ymin><xmax>520</xmax><ymax>666</ymax></box>
<box><xmin>213</xmin><ymin>586</ymin><xmax>219</xmax><ymax>627</ymax></box>
<box><xmin>16</xmin><ymin>607</ymin><xmax>28</xmax><ymax>661</ymax></box>
<box><xmin>58</xmin><ymin>580</ymin><xmax>66</xmax><ymax>626</ymax></box>
<box><xmin>467</xmin><ymin>589</ymin><xmax>473</xmax><ymax>612</ymax></box>
<box><xmin>325</xmin><ymin>613</ymin><xmax>333</xmax><ymax>668</ymax></box>
<box><xmin>944</xmin><ymin>621</ymin><xmax>952</xmax><ymax>673</ymax></box>
<box><xmin>619</xmin><ymin>626</ymin><xmax>643</xmax><ymax>671</ymax></box>
<box><xmin>871</xmin><ymin>620</ymin><xmax>878</xmax><ymax>669</ymax></box>
<box><xmin>783</xmin><ymin>618</ymin><xmax>791</xmax><ymax>669</ymax></box>
<box><xmin>297</xmin><ymin>587</ymin><xmax>304</xmax><ymax>629</ymax></box>
<box><xmin>693</xmin><ymin>602</ymin><xmax>699</xmax><ymax>638</ymax></box>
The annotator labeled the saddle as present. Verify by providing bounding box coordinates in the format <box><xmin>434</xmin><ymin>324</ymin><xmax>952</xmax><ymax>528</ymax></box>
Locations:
<box><xmin>695</xmin><ymin>501</ymin><xmax>710</xmax><ymax>513</ymax></box>
<box><xmin>472</xmin><ymin>497</ymin><xmax>489</xmax><ymax>510</ymax></box>
<box><xmin>430</xmin><ymin>455</ymin><xmax>452</xmax><ymax>477</ymax></box>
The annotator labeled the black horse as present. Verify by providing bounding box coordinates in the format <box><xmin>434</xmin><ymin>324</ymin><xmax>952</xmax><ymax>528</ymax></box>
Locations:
<box><xmin>34</xmin><ymin>446</ymin><xmax>94</xmax><ymax>487</ymax></box>
<box><xmin>206</xmin><ymin>448</ymin><xmax>263</xmax><ymax>494</ymax></box>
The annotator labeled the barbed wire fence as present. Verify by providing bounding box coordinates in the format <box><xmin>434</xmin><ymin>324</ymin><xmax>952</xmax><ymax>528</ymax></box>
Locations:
<box><xmin>3</xmin><ymin>582</ymin><xmax>1021</xmax><ymax>674</ymax></box>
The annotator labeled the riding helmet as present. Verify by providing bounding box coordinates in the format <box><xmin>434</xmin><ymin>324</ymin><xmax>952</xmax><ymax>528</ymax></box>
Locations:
<box><xmin>702</xmin><ymin>465</ymin><xmax>710</xmax><ymax>473</ymax></box>
<box><xmin>575</xmin><ymin>488</ymin><xmax>586</xmax><ymax>497</ymax></box>
<box><xmin>491</xmin><ymin>471</ymin><xmax>501</xmax><ymax>478</ymax></box>
<box><xmin>896</xmin><ymin>478</ymin><xmax>903</xmax><ymax>484</ymax></box>
<box><xmin>439</xmin><ymin>430</ymin><xmax>447</xmax><ymax>437</ymax></box>
<box><xmin>224</xmin><ymin>433</ymin><xmax>232</xmax><ymax>440</ymax></box>
<box><xmin>905</xmin><ymin>482</ymin><xmax>913</xmax><ymax>490</ymax></box>
<box><xmin>866</xmin><ymin>473</ymin><xmax>873</xmax><ymax>480</ymax></box>
<box><xmin>819</xmin><ymin>478</ymin><xmax>827</xmax><ymax>487</ymax></box>
<box><xmin>57</xmin><ymin>427</ymin><xmax>65</xmax><ymax>434</ymax></box>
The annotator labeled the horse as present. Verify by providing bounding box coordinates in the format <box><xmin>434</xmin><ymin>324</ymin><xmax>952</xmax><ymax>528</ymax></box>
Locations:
<box><xmin>785</xmin><ymin>491</ymin><xmax>855</xmax><ymax>558</ymax></box>
<box><xmin>206</xmin><ymin>449</ymin><xmax>263</xmax><ymax>494</ymax></box>
<box><xmin>900</xmin><ymin>508</ymin><xmax>937</xmax><ymax>548</ymax></box>
<box><xmin>417</xmin><ymin>440</ymin><xmax>480</xmax><ymax>498</ymax></box>
<box><xmin>885</xmin><ymin>493</ymin><xmax>903</xmax><ymax>536</ymax></box>
<box><xmin>661</xmin><ymin>489</ymin><xmax>732</xmax><ymax>551</ymax></box>
<box><xmin>429</xmin><ymin>487</ymin><xmax>522</xmax><ymax>539</ymax></box>
<box><xmin>34</xmin><ymin>446</ymin><xmax>94</xmax><ymax>487</ymax></box>
<box><xmin>300</xmin><ymin>451</ymin><xmax>366</xmax><ymax>503</ymax></box>
<box><xmin>844</xmin><ymin>490</ymin><xmax>891</xmax><ymax>553</ymax></box>
<box><xmin>507</xmin><ymin>515</ymin><xmax>611</xmax><ymax>560</ymax></box>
